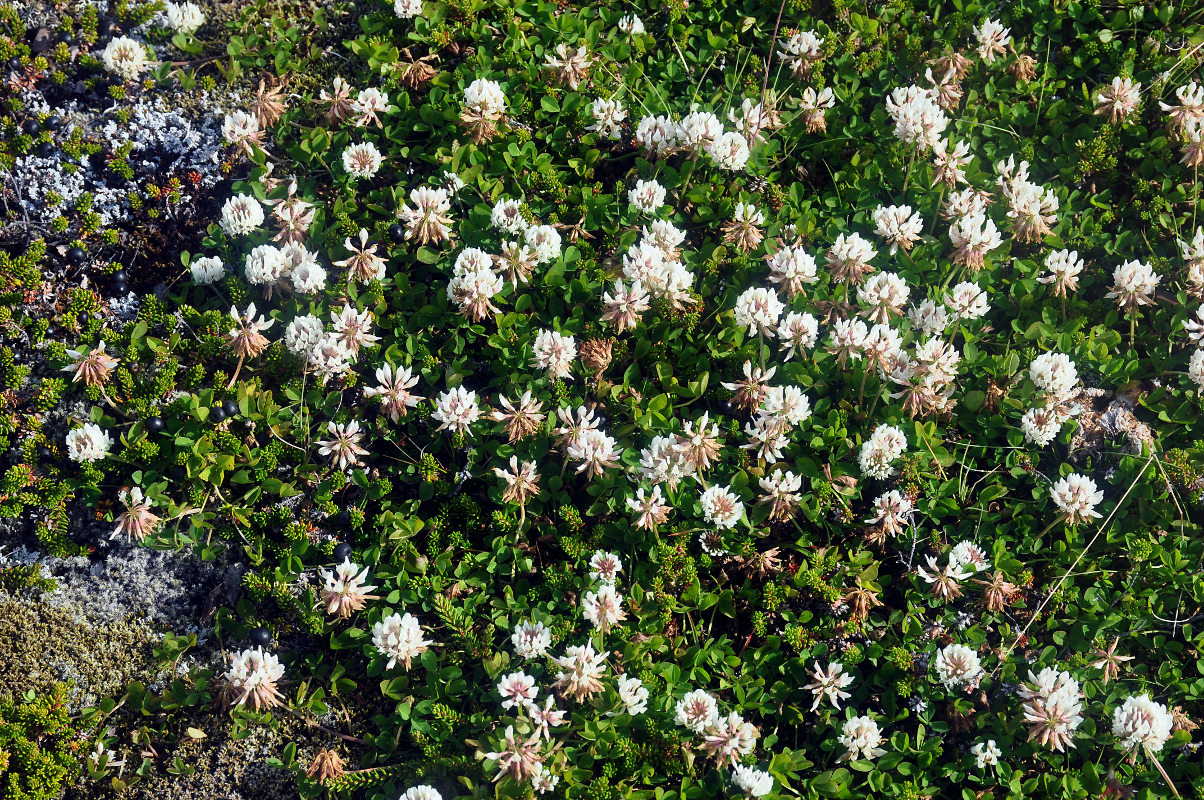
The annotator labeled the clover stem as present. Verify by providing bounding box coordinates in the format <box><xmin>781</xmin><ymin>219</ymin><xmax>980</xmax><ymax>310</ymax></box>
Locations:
<box><xmin>227</xmin><ymin>354</ymin><xmax>245</xmax><ymax>389</ymax></box>
<box><xmin>929</xmin><ymin>185</ymin><xmax>945</xmax><ymax>235</ymax></box>
<box><xmin>901</xmin><ymin>148</ymin><xmax>917</xmax><ymax>195</ymax></box>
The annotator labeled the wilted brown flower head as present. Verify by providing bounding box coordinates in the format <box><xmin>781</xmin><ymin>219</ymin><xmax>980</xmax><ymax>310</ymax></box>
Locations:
<box><xmin>252</xmin><ymin>77</ymin><xmax>287</xmax><ymax>128</ymax></box>
<box><xmin>227</xmin><ymin>303</ymin><xmax>274</xmax><ymax>360</ymax></box>
<box><xmin>1009</xmin><ymin>53</ymin><xmax>1037</xmax><ymax>82</ymax></box>
<box><xmin>305</xmin><ymin>749</ymin><xmax>346</xmax><ymax>783</ymax></box>
<box><xmin>399</xmin><ymin>48</ymin><xmax>439</xmax><ymax>90</ymax></box>
<box><xmin>579</xmin><ymin>338</ymin><xmax>613</xmax><ymax>382</ymax></box>
<box><xmin>974</xmin><ymin>570</ymin><xmax>1018</xmax><ymax>613</ymax></box>
<box><xmin>62</xmin><ymin>340</ymin><xmax>119</xmax><ymax>388</ymax></box>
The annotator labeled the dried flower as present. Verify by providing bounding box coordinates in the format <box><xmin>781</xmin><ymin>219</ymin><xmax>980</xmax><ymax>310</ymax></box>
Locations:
<box><xmin>112</xmin><ymin>487</ymin><xmax>160</xmax><ymax>542</ymax></box>
<box><xmin>62</xmin><ymin>340</ymin><xmax>118</xmax><ymax>388</ymax></box>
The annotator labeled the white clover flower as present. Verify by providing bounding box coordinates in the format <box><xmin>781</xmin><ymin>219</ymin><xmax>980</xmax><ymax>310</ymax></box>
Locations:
<box><xmin>734</xmin><ymin>286</ymin><xmax>784</xmax><ymax>337</ymax></box>
<box><xmin>319</xmin><ymin>559</ymin><xmax>377</xmax><ymax>618</ymax></box>
<box><xmin>165</xmin><ymin>1</ymin><xmax>205</xmax><ymax>33</ymax></box>
<box><xmin>617</xmin><ymin>14</ymin><xmax>645</xmax><ymax>34</ymax></box>
<box><xmin>284</xmin><ymin>315</ymin><xmax>324</xmax><ymax>357</ymax></box>
<box><xmin>491</xmin><ymin>198</ymin><xmax>528</xmax><ymax>234</ymax></box>
<box><xmin>946</xmin><ymin>281</ymin><xmax>990</xmax><ymax>320</ymax></box>
<box><xmin>826</xmin><ymin>232</ymin><xmax>878</xmax><ymax>285</ymax></box>
<box><xmin>222</xmin><ymin>110</ymin><xmax>260</xmax><ymax>154</ymax></box>
<box><xmin>629</xmin><ymin>179</ymin><xmax>667</xmax><ymax>215</ymax></box>
<box><xmin>678</xmin><ymin>110</ymin><xmax>724</xmax><ymax>152</ymax></box>
<box><xmin>675</xmin><ymin>689</ymin><xmax>720</xmax><ymax>733</ymax></box>
<box><xmin>66</xmin><ymin>423</ymin><xmax>112</xmax><ymax>463</ymax></box>
<box><xmin>524</xmin><ymin>224</ymin><xmax>563</xmax><ymax>265</ymax></box>
<box><xmin>394</xmin><ymin>0</ymin><xmax>423</xmax><ymax>18</ymax></box>
<box><xmin>588</xmin><ymin>551</ymin><xmax>622</xmax><ymax>585</ymax></box>
<box><xmin>352</xmin><ymin>88</ymin><xmax>391</xmax><ymax>126</ymax></box>
<box><xmin>551</xmin><ymin>642</ymin><xmax>608</xmax><ymax>703</ymax></box>
<box><xmin>497</xmin><ymin>671</ymin><xmax>539</xmax><ymax>711</ymax></box>
<box><xmin>948</xmin><ymin>541</ymin><xmax>990</xmax><ymax>573</ymax></box>
<box><xmin>219</xmin><ymin>194</ymin><xmax>265</xmax><ymax>237</ymax></box>
<box><xmin>616</xmin><ymin>675</ymin><xmax>649</xmax><ymax>715</ymax></box>
<box><xmin>806</xmin><ymin>662</ymin><xmax>854</xmax><ymax>711</ymax></box>
<box><xmin>1106</xmin><ymin>259</ymin><xmax>1161</xmax><ymax>313</ymax></box>
<box><xmin>464</xmin><ymin>78</ymin><xmax>506</xmax><ymax>118</ymax></box>
<box><xmin>868</xmin><ymin>490</ymin><xmax>912</xmax><ymax>536</ymax></box>
<box><xmin>857</xmin><ymin>272</ymin><xmax>910</xmax><ymax>323</ymax></box>
<box><xmin>530</xmin><ymin>765</ymin><xmax>559</xmax><ymax>795</ymax></box>
<box><xmin>316</xmin><ymin>421</ymin><xmax>369</xmax><ymax>471</ymax></box>
<box><xmin>512</xmin><ymin>620</ymin><xmax>553</xmax><ymax>659</ymax></box>
<box><xmin>872</xmin><ymin>204</ymin><xmax>923</xmax><ymax>254</ymax></box>
<box><xmin>948</xmin><ymin>210</ymin><xmax>1003</xmax><ymax>271</ymax></box>
<box><xmin>221</xmin><ymin>647</ymin><xmax>285</xmax><ymax>710</ymax></box>
<box><xmin>1020</xmin><ymin>667</ymin><xmax>1084</xmax><ymax>752</ymax></box>
<box><xmin>766</xmin><ymin>245</ymin><xmax>818</xmax><ymax>298</ymax></box>
<box><xmin>838</xmin><ymin>715</ymin><xmax>886</xmax><ymax>762</ymax></box>
<box><xmin>1050</xmin><ymin>473</ymin><xmax>1103</xmax><ymax>524</ymax></box>
<box><xmin>1029</xmin><ymin>352</ymin><xmax>1079</xmax><ymax>401</ymax></box>
<box><xmin>935</xmin><ymin>643</ymin><xmax>983</xmax><ymax>691</ymax></box>
<box><xmin>699</xmin><ymin>484</ymin><xmax>744</xmax><ymax>529</ymax></box>
<box><xmin>1021</xmin><ymin>406</ymin><xmax>1067</xmax><ymax>447</ymax></box>
<box><xmin>531</xmin><ymin>329</ymin><xmax>577</xmax><ymax>380</ymax></box>
<box><xmin>400</xmin><ymin>786</ymin><xmax>441</xmax><ymax>800</ymax></box>
<box><xmin>244</xmin><ymin>243</ymin><xmax>289</xmax><ymax>289</ymax></box>
<box><xmin>433</xmin><ymin>386</ymin><xmax>481</xmax><ymax>435</ymax></box>
<box><xmin>582</xmin><ymin>584</ymin><xmax>626</xmax><ymax>633</ymax></box>
<box><xmin>885</xmin><ymin>85</ymin><xmax>948</xmax><ymax>152</ymax></box>
<box><xmin>971</xmin><ymin>740</ymin><xmax>1001</xmax><ymax>769</ymax></box>
<box><xmin>777</xmin><ymin>311</ymin><xmax>819</xmax><ymax>359</ymax></box>
<box><xmin>1039</xmin><ymin>249</ymin><xmax>1084</xmax><ymax>297</ymax></box>
<box><xmin>731</xmin><ymin>765</ymin><xmax>774</xmax><ymax>798</ymax></box>
<box><xmin>371</xmin><ymin>612</ymin><xmax>433</xmax><ymax>670</ymax></box>
<box><xmin>1190</xmin><ymin>348</ymin><xmax>1204</xmax><ymax>389</ymax></box>
<box><xmin>290</xmin><ymin>256</ymin><xmax>328</xmax><ymax>294</ymax></box>
<box><xmin>707</xmin><ymin>131</ymin><xmax>751</xmax><ymax>171</ymax></box>
<box><xmin>908</xmin><ymin>299</ymin><xmax>952</xmax><ymax>336</ymax></box>
<box><xmin>932</xmin><ymin>139</ymin><xmax>973</xmax><ymax>187</ymax></box>
<box><xmin>587</xmin><ymin>97</ymin><xmax>627</xmax><ymax>139</ymax></box>
<box><xmin>1112</xmin><ymin>694</ymin><xmax>1174</xmax><ymax>755</ymax></box>
<box><xmin>190</xmin><ymin>255</ymin><xmax>224</xmax><ymax>285</ymax></box>
<box><xmin>102</xmin><ymin>36</ymin><xmax>149</xmax><ymax>81</ymax></box>
<box><xmin>700</xmin><ymin>712</ymin><xmax>759</xmax><ymax>766</ymax></box>
<box><xmin>342</xmin><ymin>142</ymin><xmax>383</xmax><ymax>179</ymax></box>
<box><xmin>858</xmin><ymin>424</ymin><xmax>907</xmax><ymax>479</ymax></box>
<box><xmin>778</xmin><ymin>30</ymin><xmax>824</xmax><ymax>77</ymax></box>
<box><xmin>973</xmin><ymin>18</ymin><xmax>1011</xmax><ymax>63</ymax></box>
<box><xmin>1095</xmin><ymin>76</ymin><xmax>1142</xmax><ymax>124</ymax></box>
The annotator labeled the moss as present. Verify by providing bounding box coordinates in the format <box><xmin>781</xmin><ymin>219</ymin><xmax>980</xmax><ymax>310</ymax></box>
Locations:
<box><xmin>0</xmin><ymin>598</ymin><xmax>156</xmax><ymax>707</ymax></box>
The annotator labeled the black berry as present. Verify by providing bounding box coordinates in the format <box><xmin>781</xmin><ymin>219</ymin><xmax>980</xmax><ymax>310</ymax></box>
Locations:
<box><xmin>248</xmin><ymin>627</ymin><xmax>272</xmax><ymax>647</ymax></box>
<box><xmin>333</xmin><ymin>543</ymin><xmax>353</xmax><ymax>562</ymax></box>
<box><xmin>44</xmin><ymin>115</ymin><xmax>62</xmax><ymax>131</ymax></box>
<box><xmin>222</xmin><ymin>398</ymin><xmax>238</xmax><ymax>417</ymax></box>
<box><xmin>146</xmin><ymin>416</ymin><xmax>164</xmax><ymax>433</ymax></box>
<box><xmin>60</xmin><ymin>33</ymin><xmax>75</xmax><ymax>45</ymax></box>
<box><xmin>7</xmin><ymin>58</ymin><xmax>20</xmax><ymax>72</ymax></box>
<box><xmin>21</xmin><ymin>119</ymin><xmax>39</xmax><ymax>136</ymax></box>
<box><xmin>36</xmin><ymin>141</ymin><xmax>53</xmax><ymax>158</ymax></box>
<box><xmin>67</xmin><ymin>246</ymin><xmax>86</xmax><ymax>265</ymax></box>
<box><xmin>388</xmin><ymin>223</ymin><xmax>406</xmax><ymax>243</ymax></box>
<box><xmin>211</xmin><ymin>408</ymin><xmax>227</xmax><ymax>423</ymax></box>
